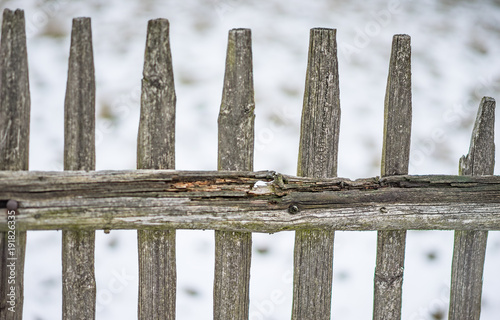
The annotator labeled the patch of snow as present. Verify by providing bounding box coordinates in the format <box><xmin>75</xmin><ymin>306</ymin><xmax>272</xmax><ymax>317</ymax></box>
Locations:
<box><xmin>4</xmin><ymin>0</ymin><xmax>499</xmax><ymax>319</ymax></box>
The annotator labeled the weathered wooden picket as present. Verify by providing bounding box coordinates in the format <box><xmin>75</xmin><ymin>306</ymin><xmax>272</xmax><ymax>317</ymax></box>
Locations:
<box><xmin>0</xmin><ymin>8</ymin><xmax>498</xmax><ymax>320</ymax></box>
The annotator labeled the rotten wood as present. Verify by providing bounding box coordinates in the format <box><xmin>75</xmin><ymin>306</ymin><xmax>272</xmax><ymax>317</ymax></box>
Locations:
<box><xmin>62</xmin><ymin>17</ymin><xmax>96</xmax><ymax>320</ymax></box>
<box><xmin>214</xmin><ymin>28</ymin><xmax>253</xmax><ymax>320</ymax></box>
<box><xmin>374</xmin><ymin>34</ymin><xmax>412</xmax><ymax>320</ymax></box>
<box><xmin>293</xmin><ymin>27</ymin><xmax>339</xmax><ymax>320</ymax></box>
<box><xmin>137</xmin><ymin>18</ymin><xmax>176</xmax><ymax>320</ymax></box>
<box><xmin>2</xmin><ymin>171</ymin><xmax>500</xmax><ymax>231</ymax></box>
<box><xmin>0</xmin><ymin>9</ymin><xmax>29</xmax><ymax>319</ymax></box>
<box><xmin>449</xmin><ymin>96</ymin><xmax>495</xmax><ymax>320</ymax></box>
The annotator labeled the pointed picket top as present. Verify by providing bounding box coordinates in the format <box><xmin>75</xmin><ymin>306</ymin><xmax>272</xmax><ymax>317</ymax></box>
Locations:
<box><xmin>137</xmin><ymin>18</ymin><xmax>176</xmax><ymax>170</ymax></box>
<box><xmin>217</xmin><ymin>28</ymin><xmax>255</xmax><ymax>172</ymax></box>
<box><xmin>0</xmin><ymin>8</ymin><xmax>30</xmax><ymax>171</ymax></box>
<box><xmin>381</xmin><ymin>34</ymin><xmax>412</xmax><ymax>177</ymax></box>
<box><xmin>297</xmin><ymin>27</ymin><xmax>340</xmax><ymax>179</ymax></box>
<box><xmin>64</xmin><ymin>17</ymin><xmax>95</xmax><ymax>171</ymax></box>
<box><xmin>459</xmin><ymin>96</ymin><xmax>495</xmax><ymax>176</ymax></box>
<box><xmin>450</xmin><ymin>96</ymin><xmax>495</xmax><ymax>320</ymax></box>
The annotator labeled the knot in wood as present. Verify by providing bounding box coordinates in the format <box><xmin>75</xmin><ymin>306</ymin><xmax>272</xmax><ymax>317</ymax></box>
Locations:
<box><xmin>288</xmin><ymin>203</ymin><xmax>300</xmax><ymax>214</ymax></box>
<box><xmin>146</xmin><ymin>76</ymin><xmax>167</xmax><ymax>90</ymax></box>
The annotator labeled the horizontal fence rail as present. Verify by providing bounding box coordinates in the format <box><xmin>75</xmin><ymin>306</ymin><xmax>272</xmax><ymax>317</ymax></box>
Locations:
<box><xmin>2</xmin><ymin>171</ymin><xmax>500</xmax><ymax>231</ymax></box>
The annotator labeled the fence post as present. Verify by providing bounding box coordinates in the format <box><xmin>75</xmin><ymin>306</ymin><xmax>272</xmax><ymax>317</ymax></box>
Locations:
<box><xmin>449</xmin><ymin>96</ymin><xmax>495</xmax><ymax>320</ymax></box>
<box><xmin>62</xmin><ymin>17</ymin><xmax>97</xmax><ymax>320</ymax></box>
<box><xmin>292</xmin><ymin>28</ymin><xmax>340</xmax><ymax>320</ymax></box>
<box><xmin>0</xmin><ymin>9</ymin><xmax>30</xmax><ymax>319</ymax></box>
<box><xmin>137</xmin><ymin>18</ymin><xmax>177</xmax><ymax>320</ymax></box>
<box><xmin>214</xmin><ymin>28</ymin><xmax>254</xmax><ymax>320</ymax></box>
<box><xmin>373</xmin><ymin>34</ymin><xmax>412</xmax><ymax>320</ymax></box>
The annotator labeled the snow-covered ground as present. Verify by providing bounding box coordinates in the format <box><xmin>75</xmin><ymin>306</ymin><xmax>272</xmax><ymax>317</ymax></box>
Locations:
<box><xmin>2</xmin><ymin>0</ymin><xmax>500</xmax><ymax>319</ymax></box>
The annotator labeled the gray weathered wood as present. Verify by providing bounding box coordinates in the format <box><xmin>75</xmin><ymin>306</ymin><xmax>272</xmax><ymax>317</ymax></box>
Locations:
<box><xmin>214</xmin><ymin>28</ymin><xmax>253</xmax><ymax>320</ymax></box>
<box><xmin>297</xmin><ymin>28</ymin><xmax>340</xmax><ymax>179</ymax></box>
<box><xmin>374</xmin><ymin>34</ymin><xmax>411</xmax><ymax>320</ymax></box>
<box><xmin>137</xmin><ymin>18</ymin><xmax>176</xmax><ymax>171</ymax></box>
<box><xmin>0</xmin><ymin>9</ymin><xmax>29</xmax><ymax>319</ymax></box>
<box><xmin>62</xmin><ymin>17</ymin><xmax>96</xmax><ymax>320</ymax></box>
<box><xmin>293</xmin><ymin>28</ymin><xmax>339</xmax><ymax>320</ymax></box>
<box><xmin>381</xmin><ymin>35</ymin><xmax>412</xmax><ymax>177</ymax></box>
<box><xmin>137</xmin><ymin>18</ymin><xmax>176</xmax><ymax>320</ymax></box>
<box><xmin>64</xmin><ymin>18</ymin><xmax>95</xmax><ymax>172</ymax></box>
<box><xmin>449</xmin><ymin>97</ymin><xmax>495</xmax><ymax>320</ymax></box>
<box><xmin>3</xmin><ymin>171</ymin><xmax>500</xmax><ymax>231</ymax></box>
<box><xmin>137</xmin><ymin>229</ymin><xmax>176</xmax><ymax>319</ymax></box>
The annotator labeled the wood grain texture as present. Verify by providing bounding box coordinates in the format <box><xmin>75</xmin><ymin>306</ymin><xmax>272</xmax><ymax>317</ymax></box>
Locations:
<box><xmin>381</xmin><ymin>35</ymin><xmax>412</xmax><ymax>177</ymax></box>
<box><xmin>449</xmin><ymin>97</ymin><xmax>495</xmax><ymax>320</ymax></box>
<box><xmin>3</xmin><ymin>171</ymin><xmax>500</xmax><ymax>231</ymax></box>
<box><xmin>137</xmin><ymin>19</ymin><xmax>176</xmax><ymax>171</ymax></box>
<box><xmin>0</xmin><ymin>9</ymin><xmax>29</xmax><ymax>319</ymax></box>
<box><xmin>217</xmin><ymin>28</ymin><xmax>254</xmax><ymax>172</ymax></box>
<box><xmin>214</xmin><ymin>28</ymin><xmax>253</xmax><ymax>320</ymax></box>
<box><xmin>293</xmin><ymin>28</ymin><xmax>339</xmax><ymax>320</ymax></box>
<box><xmin>374</xmin><ymin>34</ymin><xmax>411</xmax><ymax>320</ymax></box>
<box><xmin>214</xmin><ymin>230</ymin><xmax>251</xmax><ymax>320</ymax></box>
<box><xmin>64</xmin><ymin>18</ymin><xmax>95</xmax><ymax>172</ymax></box>
<box><xmin>137</xmin><ymin>229</ymin><xmax>176</xmax><ymax>319</ymax></box>
<box><xmin>297</xmin><ymin>28</ymin><xmax>340</xmax><ymax>179</ymax></box>
<box><xmin>137</xmin><ymin>19</ymin><xmax>176</xmax><ymax>320</ymax></box>
<box><xmin>62</xmin><ymin>17</ymin><xmax>96</xmax><ymax>320</ymax></box>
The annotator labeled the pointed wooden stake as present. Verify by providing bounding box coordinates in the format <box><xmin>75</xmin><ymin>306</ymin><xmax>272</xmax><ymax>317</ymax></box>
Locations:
<box><xmin>293</xmin><ymin>28</ymin><xmax>340</xmax><ymax>320</ymax></box>
<box><xmin>62</xmin><ymin>17</ymin><xmax>97</xmax><ymax>320</ymax></box>
<box><xmin>214</xmin><ymin>28</ymin><xmax>254</xmax><ymax>320</ymax></box>
<box><xmin>449</xmin><ymin>96</ymin><xmax>495</xmax><ymax>320</ymax></box>
<box><xmin>0</xmin><ymin>9</ymin><xmax>30</xmax><ymax>320</ymax></box>
<box><xmin>373</xmin><ymin>34</ymin><xmax>411</xmax><ymax>320</ymax></box>
<box><xmin>137</xmin><ymin>18</ymin><xmax>177</xmax><ymax>320</ymax></box>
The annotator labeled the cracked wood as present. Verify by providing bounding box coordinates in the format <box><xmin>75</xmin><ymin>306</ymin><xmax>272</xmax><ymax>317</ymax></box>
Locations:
<box><xmin>0</xmin><ymin>9</ymin><xmax>29</xmax><ymax>320</ymax></box>
<box><xmin>137</xmin><ymin>18</ymin><xmax>176</xmax><ymax>320</ymax></box>
<box><xmin>1</xmin><ymin>171</ymin><xmax>500</xmax><ymax>232</ymax></box>
<box><xmin>214</xmin><ymin>28</ymin><xmax>254</xmax><ymax>320</ymax></box>
<box><xmin>62</xmin><ymin>17</ymin><xmax>97</xmax><ymax>320</ymax></box>
<box><xmin>293</xmin><ymin>27</ymin><xmax>339</xmax><ymax>320</ymax></box>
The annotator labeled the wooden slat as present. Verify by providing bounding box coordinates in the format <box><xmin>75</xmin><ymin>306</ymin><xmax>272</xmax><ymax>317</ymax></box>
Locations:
<box><xmin>214</xmin><ymin>28</ymin><xmax>254</xmax><ymax>320</ymax></box>
<box><xmin>0</xmin><ymin>9</ymin><xmax>29</xmax><ymax>319</ymax></box>
<box><xmin>137</xmin><ymin>19</ymin><xmax>176</xmax><ymax>320</ymax></box>
<box><xmin>292</xmin><ymin>28</ymin><xmax>339</xmax><ymax>320</ymax></box>
<box><xmin>449</xmin><ymin>97</ymin><xmax>495</xmax><ymax>320</ymax></box>
<box><xmin>373</xmin><ymin>34</ymin><xmax>412</xmax><ymax>320</ymax></box>
<box><xmin>4</xmin><ymin>171</ymin><xmax>500</xmax><ymax>231</ymax></box>
<box><xmin>62</xmin><ymin>17</ymin><xmax>96</xmax><ymax>320</ymax></box>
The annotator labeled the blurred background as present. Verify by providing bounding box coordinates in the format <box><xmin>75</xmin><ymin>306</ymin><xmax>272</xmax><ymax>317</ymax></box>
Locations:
<box><xmin>1</xmin><ymin>0</ymin><xmax>500</xmax><ymax>319</ymax></box>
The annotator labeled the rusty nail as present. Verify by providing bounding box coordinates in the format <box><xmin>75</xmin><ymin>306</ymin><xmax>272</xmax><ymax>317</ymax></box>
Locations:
<box><xmin>6</xmin><ymin>199</ymin><xmax>18</xmax><ymax>211</ymax></box>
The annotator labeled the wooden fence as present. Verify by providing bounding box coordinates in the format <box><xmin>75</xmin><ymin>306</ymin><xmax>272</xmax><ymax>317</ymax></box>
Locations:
<box><xmin>0</xmin><ymin>8</ymin><xmax>498</xmax><ymax>320</ymax></box>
